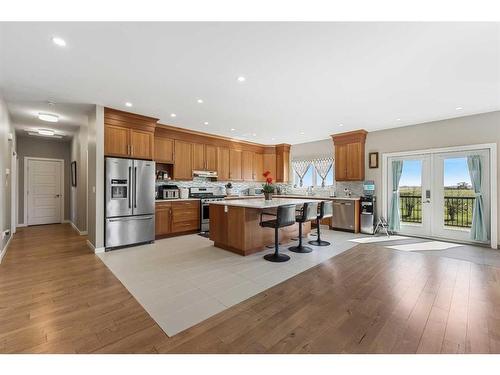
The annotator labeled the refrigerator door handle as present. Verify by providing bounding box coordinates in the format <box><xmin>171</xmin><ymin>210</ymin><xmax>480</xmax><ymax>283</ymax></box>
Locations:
<box><xmin>134</xmin><ymin>166</ymin><xmax>138</xmax><ymax>208</ymax></box>
<box><xmin>128</xmin><ymin>166</ymin><xmax>132</xmax><ymax>208</ymax></box>
<box><xmin>108</xmin><ymin>216</ymin><xmax>153</xmax><ymax>222</ymax></box>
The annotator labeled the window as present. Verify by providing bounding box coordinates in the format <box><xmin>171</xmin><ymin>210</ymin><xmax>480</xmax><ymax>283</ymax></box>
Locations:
<box><xmin>292</xmin><ymin>158</ymin><xmax>334</xmax><ymax>187</ymax></box>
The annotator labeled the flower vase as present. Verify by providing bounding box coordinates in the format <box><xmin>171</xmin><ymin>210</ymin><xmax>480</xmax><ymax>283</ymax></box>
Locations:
<box><xmin>264</xmin><ymin>192</ymin><xmax>272</xmax><ymax>201</ymax></box>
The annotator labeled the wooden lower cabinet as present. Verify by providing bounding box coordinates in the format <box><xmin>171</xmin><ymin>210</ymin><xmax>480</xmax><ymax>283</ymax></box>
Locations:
<box><xmin>155</xmin><ymin>200</ymin><xmax>200</xmax><ymax>238</ymax></box>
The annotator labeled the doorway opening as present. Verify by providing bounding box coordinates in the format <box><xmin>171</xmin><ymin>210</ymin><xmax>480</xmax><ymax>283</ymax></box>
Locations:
<box><xmin>383</xmin><ymin>145</ymin><xmax>496</xmax><ymax>248</ymax></box>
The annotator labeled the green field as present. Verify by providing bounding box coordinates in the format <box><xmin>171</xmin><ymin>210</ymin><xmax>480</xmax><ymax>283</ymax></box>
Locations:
<box><xmin>398</xmin><ymin>187</ymin><xmax>475</xmax><ymax>227</ymax></box>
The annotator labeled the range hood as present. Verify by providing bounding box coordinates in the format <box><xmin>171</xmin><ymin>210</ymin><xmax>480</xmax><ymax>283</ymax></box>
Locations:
<box><xmin>192</xmin><ymin>170</ymin><xmax>218</xmax><ymax>180</ymax></box>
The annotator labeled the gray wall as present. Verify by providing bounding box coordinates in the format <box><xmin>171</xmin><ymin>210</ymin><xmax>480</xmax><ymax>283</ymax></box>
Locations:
<box><xmin>87</xmin><ymin>105</ymin><xmax>104</xmax><ymax>249</ymax></box>
<box><xmin>0</xmin><ymin>95</ymin><xmax>16</xmax><ymax>254</ymax></box>
<box><xmin>17</xmin><ymin>135</ymin><xmax>71</xmax><ymax>223</ymax></box>
<box><xmin>70</xmin><ymin>123</ymin><xmax>88</xmax><ymax>232</ymax></box>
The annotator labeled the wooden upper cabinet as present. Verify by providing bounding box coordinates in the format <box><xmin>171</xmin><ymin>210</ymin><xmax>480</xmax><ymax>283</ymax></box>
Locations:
<box><xmin>229</xmin><ymin>149</ymin><xmax>242</xmax><ymax>181</ymax></box>
<box><xmin>263</xmin><ymin>153</ymin><xmax>276</xmax><ymax>181</ymax></box>
<box><xmin>130</xmin><ymin>129</ymin><xmax>154</xmax><ymax>160</ymax></box>
<box><xmin>192</xmin><ymin>143</ymin><xmax>206</xmax><ymax>171</ymax></box>
<box><xmin>217</xmin><ymin>147</ymin><xmax>230</xmax><ymax>180</ymax></box>
<box><xmin>275</xmin><ymin>144</ymin><xmax>291</xmax><ymax>182</ymax></box>
<box><xmin>331</xmin><ymin>130</ymin><xmax>367</xmax><ymax>181</ymax></box>
<box><xmin>104</xmin><ymin>108</ymin><xmax>158</xmax><ymax>160</ymax></box>
<box><xmin>154</xmin><ymin>137</ymin><xmax>174</xmax><ymax>163</ymax></box>
<box><xmin>242</xmin><ymin>151</ymin><xmax>253</xmax><ymax>181</ymax></box>
<box><xmin>173</xmin><ymin>140</ymin><xmax>193</xmax><ymax>180</ymax></box>
<box><xmin>253</xmin><ymin>152</ymin><xmax>264</xmax><ymax>181</ymax></box>
<box><xmin>105</xmin><ymin>125</ymin><xmax>130</xmax><ymax>157</ymax></box>
<box><xmin>205</xmin><ymin>145</ymin><xmax>217</xmax><ymax>171</ymax></box>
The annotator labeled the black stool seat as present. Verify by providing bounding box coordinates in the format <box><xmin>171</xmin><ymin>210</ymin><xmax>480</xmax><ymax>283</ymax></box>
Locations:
<box><xmin>260</xmin><ymin>204</ymin><xmax>296</xmax><ymax>262</ymax></box>
<box><xmin>309</xmin><ymin>200</ymin><xmax>333</xmax><ymax>247</ymax></box>
<box><xmin>289</xmin><ymin>201</ymin><xmax>318</xmax><ymax>254</ymax></box>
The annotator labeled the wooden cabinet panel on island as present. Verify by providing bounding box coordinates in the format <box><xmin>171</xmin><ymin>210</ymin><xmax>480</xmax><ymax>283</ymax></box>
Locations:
<box><xmin>173</xmin><ymin>140</ymin><xmax>193</xmax><ymax>180</ymax></box>
<box><xmin>242</xmin><ymin>150</ymin><xmax>253</xmax><ymax>181</ymax></box>
<box><xmin>229</xmin><ymin>149</ymin><xmax>242</xmax><ymax>180</ymax></box>
<box><xmin>217</xmin><ymin>147</ymin><xmax>230</xmax><ymax>180</ymax></box>
<box><xmin>331</xmin><ymin>130</ymin><xmax>367</xmax><ymax>181</ymax></box>
<box><xmin>154</xmin><ymin>137</ymin><xmax>174</xmax><ymax>163</ymax></box>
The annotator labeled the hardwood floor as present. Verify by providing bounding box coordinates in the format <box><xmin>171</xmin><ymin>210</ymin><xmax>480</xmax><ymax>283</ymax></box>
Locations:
<box><xmin>1</xmin><ymin>224</ymin><xmax>499</xmax><ymax>353</ymax></box>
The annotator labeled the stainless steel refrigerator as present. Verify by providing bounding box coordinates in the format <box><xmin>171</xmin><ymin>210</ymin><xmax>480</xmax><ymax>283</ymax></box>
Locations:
<box><xmin>105</xmin><ymin>157</ymin><xmax>155</xmax><ymax>249</ymax></box>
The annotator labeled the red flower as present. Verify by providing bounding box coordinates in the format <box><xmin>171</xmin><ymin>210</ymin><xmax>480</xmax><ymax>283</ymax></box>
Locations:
<box><xmin>266</xmin><ymin>176</ymin><xmax>273</xmax><ymax>184</ymax></box>
<box><xmin>263</xmin><ymin>171</ymin><xmax>270</xmax><ymax>178</ymax></box>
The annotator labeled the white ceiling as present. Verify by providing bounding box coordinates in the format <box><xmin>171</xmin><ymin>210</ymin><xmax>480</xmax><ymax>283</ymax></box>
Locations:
<box><xmin>1</xmin><ymin>22</ymin><xmax>499</xmax><ymax>144</ymax></box>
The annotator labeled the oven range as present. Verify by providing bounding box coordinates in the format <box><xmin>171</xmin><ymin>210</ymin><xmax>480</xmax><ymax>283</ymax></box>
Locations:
<box><xmin>189</xmin><ymin>187</ymin><xmax>226</xmax><ymax>232</ymax></box>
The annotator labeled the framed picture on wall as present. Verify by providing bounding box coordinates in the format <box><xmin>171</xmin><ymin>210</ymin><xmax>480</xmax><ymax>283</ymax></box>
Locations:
<box><xmin>71</xmin><ymin>161</ymin><xmax>77</xmax><ymax>187</ymax></box>
<box><xmin>369</xmin><ymin>152</ymin><xmax>379</xmax><ymax>169</ymax></box>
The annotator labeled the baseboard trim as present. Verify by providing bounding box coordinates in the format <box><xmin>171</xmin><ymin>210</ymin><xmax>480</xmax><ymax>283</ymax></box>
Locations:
<box><xmin>69</xmin><ymin>221</ymin><xmax>88</xmax><ymax>236</ymax></box>
<box><xmin>0</xmin><ymin>234</ymin><xmax>13</xmax><ymax>264</ymax></box>
<box><xmin>17</xmin><ymin>223</ymin><xmax>27</xmax><ymax>228</ymax></box>
<box><xmin>86</xmin><ymin>239</ymin><xmax>105</xmax><ymax>254</ymax></box>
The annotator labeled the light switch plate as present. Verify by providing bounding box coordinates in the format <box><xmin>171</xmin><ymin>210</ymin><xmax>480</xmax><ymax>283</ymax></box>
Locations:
<box><xmin>5</xmin><ymin>168</ymin><xmax>10</xmax><ymax>175</ymax></box>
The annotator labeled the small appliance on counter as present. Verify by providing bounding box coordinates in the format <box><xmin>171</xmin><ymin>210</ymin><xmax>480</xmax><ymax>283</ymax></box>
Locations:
<box><xmin>157</xmin><ymin>184</ymin><xmax>180</xmax><ymax>199</ymax></box>
<box><xmin>105</xmin><ymin>157</ymin><xmax>155</xmax><ymax>250</ymax></box>
<box><xmin>360</xmin><ymin>180</ymin><xmax>377</xmax><ymax>235</ymax></box>
<box><xmin>189</xmin><ymin>187</ymin><xmax>226</xmax><ymax>232</ymax></box>
<box><xmin>179</xmin><ymin>187</ymin><xmax>189</xmax><ymax>199</ymax></box>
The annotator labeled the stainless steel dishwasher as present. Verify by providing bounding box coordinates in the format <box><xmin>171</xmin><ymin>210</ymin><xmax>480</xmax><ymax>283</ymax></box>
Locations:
<box><xmin>331</xmin><ymin>199</ymin><xmax>355</xmax><ymax>231</ymax></box>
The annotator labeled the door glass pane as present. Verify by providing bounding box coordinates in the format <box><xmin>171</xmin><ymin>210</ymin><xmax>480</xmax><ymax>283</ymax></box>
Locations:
<box><xmin>443</xmin><ymin>157</ymin><xmax>474</xmax><ymax>228</ymax></box>
<box><xmin>399</xmin><ymin>160</ymin><xmax>422</xmax><ymax>224</ymax></box>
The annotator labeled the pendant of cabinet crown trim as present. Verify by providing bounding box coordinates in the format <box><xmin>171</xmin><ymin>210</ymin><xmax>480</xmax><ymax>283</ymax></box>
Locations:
<box><xmin>331</xmin><ymin>130</ymin><xmax>367</xmax><ymax>181</ymax></box>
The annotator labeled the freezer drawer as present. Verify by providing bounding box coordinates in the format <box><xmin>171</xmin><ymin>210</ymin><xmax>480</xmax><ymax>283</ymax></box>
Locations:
<box><xmin>105</xmin><ymin>215</ymin><xmax>155</xmax><ymax>249</ymax></box>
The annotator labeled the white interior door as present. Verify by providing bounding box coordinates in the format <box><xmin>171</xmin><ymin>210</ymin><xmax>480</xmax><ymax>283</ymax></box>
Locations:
<box><xmin>27</xmin><ymin>159</ymin><xmax>63</xmax><ymax>225</ymax></box>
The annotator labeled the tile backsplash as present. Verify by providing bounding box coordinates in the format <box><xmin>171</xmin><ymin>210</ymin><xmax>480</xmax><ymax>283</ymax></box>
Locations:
<box><xmin>157</xmin><ymin>178</ymin><xmax>363</xmax><ymax>197</ymax></box>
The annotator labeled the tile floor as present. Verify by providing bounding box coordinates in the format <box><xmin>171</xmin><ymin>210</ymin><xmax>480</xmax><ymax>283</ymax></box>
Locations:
<box><xmin>98</xmin><ymin>228</ymin><xmax>360</xmax><ymax>336</ymax></box>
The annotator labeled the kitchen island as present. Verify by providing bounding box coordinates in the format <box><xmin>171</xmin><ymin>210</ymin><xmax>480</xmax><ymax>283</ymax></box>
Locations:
<box><xmin>209</xmin><ymin>198</ymin><xmax>318</xmax><ymax>256</ymax></box>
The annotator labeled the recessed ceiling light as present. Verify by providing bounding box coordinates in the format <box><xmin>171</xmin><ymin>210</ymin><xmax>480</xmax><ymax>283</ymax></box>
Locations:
<box><xmin>52</xmin><ymin>37</ymin><xmax>66</xmax><ymax>47</ymax></box>
<box><xmin>300</xmin><ymin>131</ymin><xmax>305</xmax><ymax>135</ymax></box>
<box><xmin>38</xmin><ymin>113</ymin><xmax>59</xmax><ymax>122</ymax></box>
<box><xmin>230</xmin><ymin>128</ymin><xmax>236</xmax><ymax>132</ymax></box>
<box><xmin>338</xmin><ymin>123</ymin><xmax>344</xmax><ymax>127</ymax></box>
<box><xmin>396</xmin><ymin>118</ymin><xmax>401</xmax><ymax>121</ymax></box>
<box><xmin>237</xmin><ymin>76</ymin><xmax>246</xmax><ymax>82</ymax></box>
<box><xmin>125</xmin><ymin>102</ymin><xmax>133</xmax><ymax>107</ymax></box>
<box><xmin>252</xmin><ymin>133</ymin><xmax>257</xmax><ymax>137</ymax></box>
<box><xmin>38</xmin><ymin>129</ymin><xmax>55</xmax><ymax>136</ymax></box>
<box><xmin>197</xmin><ymin>99</ymin><xmax>204</xmax><ymax>104</ymax></box>
<box><xmin>456</xmin><ymin>106</ymin><xmax>463</xmax><ymax>110</ymax></box>
<box><xmin>170</xmin><ymin>113</ymin><xmax>177</xmax><ymax>118</ymax></box>
<box><xmin>204</xmin><ymin>121</ymin><xmax>209</xmax><ymax>125</ymax></box>
<box><xmin>271</xmin><ymin>137</ymin><xmax>275</xmax><ymax>141</ymax></box>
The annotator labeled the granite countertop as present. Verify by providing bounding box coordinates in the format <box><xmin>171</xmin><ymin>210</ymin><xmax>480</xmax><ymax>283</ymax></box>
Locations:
<box><xmin>210</xmin><ymin>197</ymin><xmax>320</xmax><ymax>209</ymax></box>
<box><xmin>273</xmin><ymin>194</ymin><xmax>360</xmax><ymax>201</ymax></box>
<box><xmin>155</xmin><ymin>198</ymin><xmax>200</xmax><ymax>202</ymax></box>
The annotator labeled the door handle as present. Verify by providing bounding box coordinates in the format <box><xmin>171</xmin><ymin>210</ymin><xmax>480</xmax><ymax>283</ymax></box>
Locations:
<box><xmin>128</xmin><ymin>166</ymin><xmax>132</xmax><ymax>208</ymax></box>
<box><xmin>134</xmin><ymin>166</ymin><xmax>137</xmax><ymax>208</ymax></box>
<box><xmin>55</xmin><ymin>194</ymin><xmax>60</xmax><ymax>198</ymax></box>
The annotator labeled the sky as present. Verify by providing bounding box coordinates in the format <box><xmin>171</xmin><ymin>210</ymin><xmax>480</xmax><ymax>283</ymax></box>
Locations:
<box><xmin>399</xmin><ymin>157</ymin><xmax>471</xmax><ymax>187</ymax></box>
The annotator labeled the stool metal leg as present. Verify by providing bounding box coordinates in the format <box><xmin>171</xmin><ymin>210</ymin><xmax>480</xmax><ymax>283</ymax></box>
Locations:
<box><xmin>264</xmin><ymin>227</ymin><xmax>290</xmax><ymax>262</ymax></box>
<box><xmin>308</xmin><ymin>217</ymin><xmax>331</xmax><ymax>246</ymax></box>
<box><xmin>289</xmin><ymin>221</ymin><xmax>313</xmax><ymax>253</ymax></box>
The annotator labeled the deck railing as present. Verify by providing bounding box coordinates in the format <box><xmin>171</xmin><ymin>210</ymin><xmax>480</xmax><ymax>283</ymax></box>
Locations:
<box><xmin>399</xmin><ymin>194</ymin><xmax>475</xmax><ymax>228</ymax></box>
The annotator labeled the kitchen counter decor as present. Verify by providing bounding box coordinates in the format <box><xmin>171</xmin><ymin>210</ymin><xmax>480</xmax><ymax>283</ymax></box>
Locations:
<box><xmin>262</xmin><ymin>171</ymin><xmax>275</xmax><ymax>200</ymax></box>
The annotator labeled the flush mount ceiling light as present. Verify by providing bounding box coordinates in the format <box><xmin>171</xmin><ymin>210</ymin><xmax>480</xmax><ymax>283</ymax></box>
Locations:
<box><xmin>38</xmin><ymin>113</ymin><xmax>59</xmax><ymax>122</ymax></box>
<box><xmin>237</xmin><ymin>76</ymin><xmax>246</xmax><ymax>82</ymax></box>
<box><xmin>456</xmin><ymin>106</ymin><xmax>463</xmax><ymax>110</ymax></box>
<box><xmin>37</xmin><ymin>129</ymin><xmax>55</xmax><ymax>136</ymax></box>
<box><xmin>197</xmin><ymin>99</ymin><xmax>204</xmax><ymax>104</ymax></box>
<box><xmin>52</xmin><ymin>36</ymin><xmax>66</xmax><ymax>47</ymax></box>
<box><xmin>170</xmin><ymin>113</ymin><xmax>177</xmax><ymax>118</ymax></box>
<box><xmin>125</xmin><ymin>102</ymin><xmax>133</xmax><ymax>107</ymax></box>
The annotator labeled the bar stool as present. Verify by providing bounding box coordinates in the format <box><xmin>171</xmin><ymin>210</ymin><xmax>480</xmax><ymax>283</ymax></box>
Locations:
<box><xmin>309</xmin><ymin>200</ymin><xmax>333</xmax><ymax>246</ymax></box>
<box><xmin>260</xmin><ymin>204</ymin><xmax>296</xmax><ymax>262</ymax></box>
<box><xmin>289</xmin><ymin>201</ymin><xmax>319</xmax><ymax>253</ymax></box>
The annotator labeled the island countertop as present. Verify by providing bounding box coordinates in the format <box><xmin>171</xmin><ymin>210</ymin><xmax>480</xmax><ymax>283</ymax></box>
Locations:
<box><xmin>210</xmin><ymin>197</ymin><xmax>320</xmax><ymax>209</ymax></box>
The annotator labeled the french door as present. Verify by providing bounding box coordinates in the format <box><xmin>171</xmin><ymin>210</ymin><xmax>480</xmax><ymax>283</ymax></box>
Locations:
<box><xmin>387</xmin><ymin>149</ymin><xmax>490</xmax><ymax>243</ymax></box>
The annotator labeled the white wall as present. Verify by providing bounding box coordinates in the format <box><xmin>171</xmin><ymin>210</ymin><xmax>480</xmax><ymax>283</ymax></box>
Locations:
<box><xmin>87</xmin><ymin>105</ymin><xmax>104</xmax><ymax>251</ymax></box>
<box><xmin>0</xmin><ymin>94</ymin><xmax>16</xmax><ymax>260</ymax></box>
